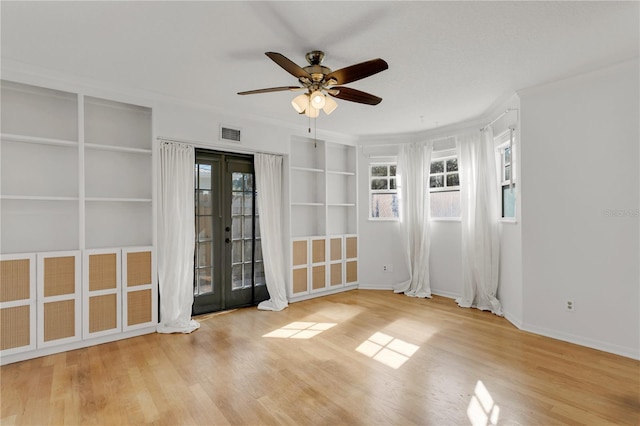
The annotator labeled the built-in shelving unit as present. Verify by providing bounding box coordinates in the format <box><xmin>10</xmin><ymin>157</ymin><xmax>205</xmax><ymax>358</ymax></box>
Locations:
<box><xmin>289</xmin><ymin>137</ymin><xmax>358</xmax><ymax>300</ymax></box>
<box><xmin>0</xmin><ymin>80</ymin><xmax>156</xmax><ymax>365</ymax></box>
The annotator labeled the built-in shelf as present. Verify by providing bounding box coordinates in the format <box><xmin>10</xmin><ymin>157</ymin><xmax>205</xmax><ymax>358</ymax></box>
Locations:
<box><xmin>84</xmin><ymin>143</ymin><xmax>151</xmax><ymax>155</ymax></box>
<box><xmin>291</xmin><ymin>166</ymin><xmax>324</xmax><ymax>173</ymax></box>
<box><xmin>327</xmin><ymin>170</ymin><xmax>355</xmax><ymax>176</ymax></box>
<box><xmin>0</xmin><ymin>195</ymin><xmax>79</xmax><ymax>201</ymax></box>
<box><xmin>291</xmin><ymin>202</ymin><xmax>325</xmax><ymax>207</ymax></box>
<box><xmin>1</xmin><ymin>133</ymin><xmax>77</xmax><ymax>147</ymax></box>
<box><xmin>85</xmin><ymin>197</ymin><xmax>152</xmax><ymax>203</ymax></box>
<box><xmin>289</xmin><ymin>137</ymin><xmax>358</xmax><ymax>300</ymax></box>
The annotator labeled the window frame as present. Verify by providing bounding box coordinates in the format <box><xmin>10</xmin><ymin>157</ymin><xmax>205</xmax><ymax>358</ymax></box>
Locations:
<box><xmin>495</xmin><ymin>129</ymin><xmax>517</xmax><ymax>222</ymax></box>
<box><xmin>368</xmin><ymin>162</ymin><xmax>400</xmax><ymax>221</ymax></box>
<box><xmin>429</xmin><ymin>149</ymin><xmax>461</xmax><ymax>220</ymax></box>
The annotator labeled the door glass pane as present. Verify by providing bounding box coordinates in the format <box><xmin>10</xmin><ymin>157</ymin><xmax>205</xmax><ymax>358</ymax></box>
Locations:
<box><xmin>243</xmin><ymin>194</ymin><xmax>253</xmax><ymax>214</ymax></box>
<box><xmin>197</xmin><ymin>242</ymin><xmax>212</xmax><ymax>267</ymax></box>
<box><xmin>231</xmin><ymin>218</ymin><xmax>242</xmax><ymax>239</ymax></box>
<box><xmin>254</xmin><ymin>262</ymin><xmax>265</xmax><ymax>286</ymax></box>
<box><xmin>231</xmin><ymin>264</ymin><xmax>243</xmax><ymax>290</ymax></box>
<box><xmin>232</xmin><ymin>173</ymin><xmax>244</xmax><ymax>191</ymax></box>
<box><xmin>244</xmin><ymin>174</ymin><xmax>253</xmax><ymax>190</ymax></box>
<box><xmin>232</xmin><ymin>240</ymin><xmax>242</xmax><ymax>263</ymax></box>
<box><xmin>196</xmin><ymin>268</ymin><xmax>213</xmax><ymax>295</ymax></box>
<box><xmin>255</xmin><ymin>241</ymin><xmax>263</xmax><ymax>261</ymax></box>
<box><xmin>243</xmin><ymin>217</ymin><xmax>253</xmax><ymax>238</ymax></box>
<box><xmin>199</xmin><ymin>164</ymin><xmax>212</xmax><ymax>190</ymax></box>
<box><xmin>231</xmin><ymin>193</ymin><xmax>242</xmax><ymax>215</ymax></box>
<box><xmin>198</xmin><ymin>191</ymin><xmax>212</xmax><ymax>215</ymax></box>
<box><xmin>243</xmin><ymin>264</ymin><xmax>252</xmax><ymax>288</ymax></box>
<box><xmin>243</xmin><ymin>240</ymin><xmax>253</xmax><ymax>263</ymax></box>
<box><xmin>197</xmin><ymin>217</ymin><xmax>212</xmax><ymax>241</ymax></box>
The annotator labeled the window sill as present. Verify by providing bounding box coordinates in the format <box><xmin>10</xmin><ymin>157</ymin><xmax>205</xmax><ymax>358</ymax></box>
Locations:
<box><xmin>430</xmin><ymin>217</ymin><xmax>461</xmax><ymax>222</ymax></box>
<box><xmin>369</xmin><ymin>217</ymin><xmax>400</xmax><ymax>222</ymax></box>
<box><xmin>500</xmin><ymin>218</ymin><xmax>518</xmax><ymax>224</ymax></box>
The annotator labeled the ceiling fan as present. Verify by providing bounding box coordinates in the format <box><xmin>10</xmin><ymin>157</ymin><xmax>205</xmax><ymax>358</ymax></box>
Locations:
<box><xmin>237</xmin><ymin>51</ymin><xmax>388</xmax><ymax>117</ymax></box>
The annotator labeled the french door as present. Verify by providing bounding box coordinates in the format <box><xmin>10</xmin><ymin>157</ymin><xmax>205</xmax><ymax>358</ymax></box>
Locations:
<box><xmin>193</xmin><ymin>150</ymin><xmax>269</xmax><ymax>314</ymax></box>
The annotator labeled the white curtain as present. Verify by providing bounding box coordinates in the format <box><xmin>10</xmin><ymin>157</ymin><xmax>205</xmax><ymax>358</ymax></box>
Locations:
<box><xmin>254</xmin><ymin>153</ymin><xmax>289</xmax><ymax>311</ymax></box>
<box><xmin>456</xmin><ymin>128</ymin><xmax>503</xmax><ymax>315</ymax></box>
<box><xmin>157</xmin><ymin>142</ymin><xmax>201</xmax><ymax>333</ymax></box>
<box><xmin>394</xmin><ymin>141</ymin><xmax>433</xmax><ymax>298</ymax></box>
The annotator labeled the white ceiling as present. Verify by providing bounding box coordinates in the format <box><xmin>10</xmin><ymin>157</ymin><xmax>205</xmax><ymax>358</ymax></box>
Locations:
<box><xmin>1</xmin><ymin>1</ymin><xmax>638</xmax><ymax>136</ymax></box>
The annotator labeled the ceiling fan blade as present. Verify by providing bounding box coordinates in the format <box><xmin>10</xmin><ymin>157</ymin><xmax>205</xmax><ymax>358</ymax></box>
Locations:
<box><xmin>265</xmin><ymin>52</ymin><xmax>312</xmax><ymax>79</ymax></box>
<box><xmin>237</xmin><ymin>86</ymin><xmax>302</xmax><ymax>95</ymax></box>
<box><xmin>330</xmin><ymin>86</ymin><xmax>382</xmax><ymax>105</ymax></box>
<box><xmin>326</xmin><ymin>58</ymin><xmax>388</xmax><ymax>85</ymax></box>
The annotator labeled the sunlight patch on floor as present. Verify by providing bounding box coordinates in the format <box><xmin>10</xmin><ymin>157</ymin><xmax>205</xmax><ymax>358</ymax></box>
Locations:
<box><xmin>356</xmin><ymin>331</ymin><xmax>420</xmax><ymax>369</ymax></box>
<box><xmin>467</xmin><ymin>380</ymin><xmax>500</xmax><ymax>426</ymax></box>
<box><xmin>262</xmin><ymin>322</ymin><xmax>337</xmax><ymax>339</ymax></box>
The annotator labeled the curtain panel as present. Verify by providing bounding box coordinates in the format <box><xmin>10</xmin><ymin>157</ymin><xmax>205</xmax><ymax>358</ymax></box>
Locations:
<box><xmin>394</xmin><ymin>141</ymin><xmax>433</xmax><ymax>298</ymax></box>
<box><xmin>157</xmin><ymin>142</ymin><xmax>201</xmax><ymax>333</ymax></box>
<box><xmin>456</xmin><ymin>129</ymin><xmax>503</xmax><ymax>315</ymax></box>
<box><xmin>255</xmin><ymin>153</ymin><xmax>289</xmax><ymax>311</ymax></box>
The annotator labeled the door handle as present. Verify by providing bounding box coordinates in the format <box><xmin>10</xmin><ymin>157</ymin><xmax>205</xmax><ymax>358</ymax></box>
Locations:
<box><xmin>225</xmin><ymin>238</ymin><xmax>230</xmax><ymax>243</ymax></box>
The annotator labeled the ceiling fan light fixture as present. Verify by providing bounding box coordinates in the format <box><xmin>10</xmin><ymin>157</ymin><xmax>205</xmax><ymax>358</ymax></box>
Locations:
<box><xmin>304</xmin><ymin>106</ymin><xmax>320</xmax><ymax>118</ymax></box>
<box><xmin>310</xmin><ymin>90</ymin><xmax>326</xmax><ymax>109</ymax></box>
<box><xmin>322</xmin><ymin>96</ymin><xmax>338</xmax><ymax>115</ymax></box>
<box><xmin>291</xmin><ymin>93</ymin><xmax>309</xmax><ymax>113</ymax></box>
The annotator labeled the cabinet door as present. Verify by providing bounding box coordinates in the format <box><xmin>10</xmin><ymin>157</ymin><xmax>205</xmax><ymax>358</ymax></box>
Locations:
<box><xmin>291</xmin><ymin>239</ymin><xmax>309</xmax><ymax>295</ymax></box>
<box><xmin>0</xmin><ymin>254</ymin><xmax>36</xmax><ymax>356</ymax></box>
<box><xmin>37</xmin><ymin>251</ymin><xmax>81</xmax><ymax>348</ymax></box>
<box><xmin>345</xmin><ymin>236</ymin><xmax>358</xmax><ymax>284</ymax></box>
<box><xmin>83</xmin><ymin>249</ymin><xmax>121</xmax><ymax>338</ymax></box>
<box><xmin>122</xmin><ymin>247</ymin><xmax>156</xmax><ymax>331</ymax></box>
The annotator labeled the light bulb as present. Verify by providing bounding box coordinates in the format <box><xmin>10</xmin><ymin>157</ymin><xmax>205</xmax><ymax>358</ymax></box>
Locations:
<box><xmin>310</xmin><ymin>91</ymin><xmax>326</xmax><ymax>109</ymax></box>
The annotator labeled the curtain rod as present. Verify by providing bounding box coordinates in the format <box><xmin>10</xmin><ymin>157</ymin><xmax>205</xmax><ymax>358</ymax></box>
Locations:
<box><xmin>480</xmin><ymin>108</ymin><xmax>519</xmax><ymax>131</ymax></box>
<box><xmin>157</xmin><ymin>136</ymin><xmax>284</xmax><ymax>157</ymax></box>
<box><xmin>360</xmin><ymin>134</ymin><xmax>457</xmax><ymax>149</ymax></box>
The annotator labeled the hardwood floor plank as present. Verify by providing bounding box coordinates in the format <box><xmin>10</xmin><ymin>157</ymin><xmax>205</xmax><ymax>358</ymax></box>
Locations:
<box><xmin>1</xmin><ymin>290</ymin><xmax>638</xmax><ymax>425</ymax></box>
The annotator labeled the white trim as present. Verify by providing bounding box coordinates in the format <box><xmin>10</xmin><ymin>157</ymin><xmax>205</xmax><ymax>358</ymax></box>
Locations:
<box><xmin>0</xmin><ymin>325</ymin><xmax>156</xmax><ymax>366</ymax></box>
<box><xmin>521</xmin><ymin>322</ymin><xmax>640</xmax><ymax>361</ymax></box>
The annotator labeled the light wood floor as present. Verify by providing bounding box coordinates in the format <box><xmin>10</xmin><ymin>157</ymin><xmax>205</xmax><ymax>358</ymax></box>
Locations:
<box><xmin>1</xmin><ymin>290</ymin><xmax>639</xmax><ymax>425</ymax></box>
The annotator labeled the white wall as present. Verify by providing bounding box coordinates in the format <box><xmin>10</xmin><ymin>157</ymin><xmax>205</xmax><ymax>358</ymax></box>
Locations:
<box><xmin>519</xmin><ymin>59</ymin><xmax>639</xmax><ymax>359</ymax></box>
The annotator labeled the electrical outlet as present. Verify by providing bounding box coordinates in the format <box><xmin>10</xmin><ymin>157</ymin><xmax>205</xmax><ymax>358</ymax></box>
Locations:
<box><xmin>383</xmin><ymin>264</ymin><xmax>393</xmax><ymax>273</ymax></box>
<box><xmin>565</xmin><ymin>300</ymin><xmax>575</xmax><ymax>312</ymax></box>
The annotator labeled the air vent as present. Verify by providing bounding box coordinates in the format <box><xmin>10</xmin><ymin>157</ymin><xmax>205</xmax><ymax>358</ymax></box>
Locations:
<box><xmin>220</xmin><ymin>125</ymin><xmax>241</xmax><ymax>142</ymax></box>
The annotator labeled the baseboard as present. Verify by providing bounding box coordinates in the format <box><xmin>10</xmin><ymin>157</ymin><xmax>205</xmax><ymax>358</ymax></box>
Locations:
<box><xmin>502</xmin><ymin>309</ymin><xmax>524</xmax><ymax>329</ymax></box>
<box><xmin>430</xmin><ymin>289</ymin><xmax>460</xmax><ymax>300</ymax></box>
<box><xmin>288</xmin><ymin>285</ymin><xmax>359</xmax><ymax>303</ymax></box>
<box><xmin>521</xmin><ymin>322</ymin><xmax>640</xmax><ymax>361</ymax></box>
<box><xmin>356</xmin><ymin>284</ymin><xmax>395</xmax><ymax>291</ymax></box>
<box><xmin>1</xmin><ymin>326</ymin><xmax>157</xmax><ymax>366</ymax></box>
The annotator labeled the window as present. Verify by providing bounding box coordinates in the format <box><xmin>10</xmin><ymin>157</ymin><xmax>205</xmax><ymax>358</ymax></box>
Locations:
<box><xmin>429</xmin><ymin>154</ymin><xmax>461</xmax><ymax>218</ymax></box>
<box><xmin>369</xmin><ymin>163</ymin><xmax>399</xmax><ymax>219</ymax></box>
<box><xmin>497</xmin><ymin>133</ymin><xmax>516</xmax><ymax>219</ymax></box>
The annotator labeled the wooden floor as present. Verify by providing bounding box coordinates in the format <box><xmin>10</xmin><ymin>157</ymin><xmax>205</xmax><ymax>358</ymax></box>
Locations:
<box><xmin>1</xmin><ymin>290</ymin><xmax>639</xmax><ymax>425</ymax></box>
